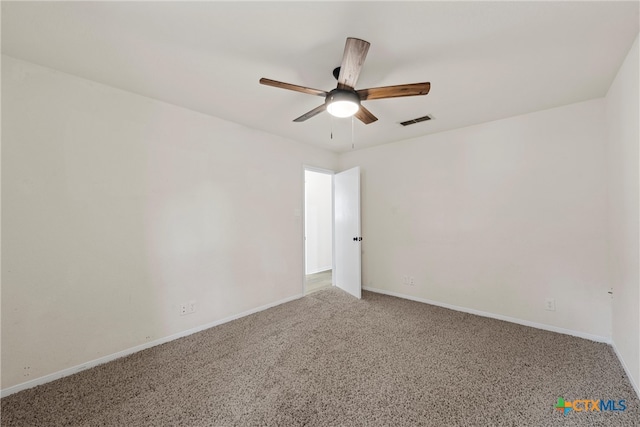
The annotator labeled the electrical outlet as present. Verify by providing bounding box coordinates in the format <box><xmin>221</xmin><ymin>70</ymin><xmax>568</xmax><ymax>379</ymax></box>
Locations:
<box><xmin>545</xmin><ymin>298</ymin><xmax>556</xmax><ymax>311</ymax></box>
<box><xmin>409</xmin><ymin>276</ymin><xmax>415</xmax><ymax>286</ymax></box>
<box><xmin>188</xmin><ymin>300</ymin><xmax>196</xmax><ymax>314</ymax></box>
<box><xmin>180</xmin><ymin>303</ymin><xmax>187</xmax><ymax>316</ymax></box>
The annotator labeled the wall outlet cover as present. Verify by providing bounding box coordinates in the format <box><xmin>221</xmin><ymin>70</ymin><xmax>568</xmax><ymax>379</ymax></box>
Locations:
<box><xmin>545</xmin><ymin>298</ymin><xmax>556</xmax><ymax>311</ymax></box>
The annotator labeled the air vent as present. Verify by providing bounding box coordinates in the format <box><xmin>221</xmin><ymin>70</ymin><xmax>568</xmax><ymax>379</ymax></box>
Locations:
<box><xmin>400</xmin><ymin>114</ymin><xmax>432</xmax><ymax>126</ymax></box>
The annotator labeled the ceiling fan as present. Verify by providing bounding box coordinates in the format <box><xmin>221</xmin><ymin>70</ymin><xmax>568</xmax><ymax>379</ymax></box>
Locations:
<box><xmin>259</xmin><ymin>37</ymin><xmax>431</xmax><ymax>124</ymax></box>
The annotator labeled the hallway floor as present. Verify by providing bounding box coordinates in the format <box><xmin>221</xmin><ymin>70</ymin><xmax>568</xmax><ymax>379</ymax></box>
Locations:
<box><xmin>305</xmin><ymin>270</ymin><xmax>332</xmax><ymax>294</ymax></box>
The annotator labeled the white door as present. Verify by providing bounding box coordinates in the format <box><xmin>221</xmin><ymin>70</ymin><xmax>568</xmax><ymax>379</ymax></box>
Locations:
<box><xmin>334</xmin><ymin>167</ymin><xmax>362</xmax><ymax>299</ymax></box>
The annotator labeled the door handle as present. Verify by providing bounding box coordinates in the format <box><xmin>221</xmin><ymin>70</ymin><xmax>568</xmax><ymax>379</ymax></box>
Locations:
<box><xmin>353</xmin><ymin>237</ymin><xmax>363</xmax><ymax>241</ymax></box>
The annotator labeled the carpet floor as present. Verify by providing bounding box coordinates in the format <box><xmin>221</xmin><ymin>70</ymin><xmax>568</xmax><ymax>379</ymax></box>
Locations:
<box><xmin>2</xmin><ymin>288</ymin><xmax>638</xmax><ymax>426</ymax></box>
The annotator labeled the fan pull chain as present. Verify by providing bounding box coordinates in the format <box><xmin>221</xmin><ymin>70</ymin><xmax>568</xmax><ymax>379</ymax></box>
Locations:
<box><xmin>330</xmin><ymin>115</ymin><xmax>333</xmax><ymax>140</ymax></box>
<box><xmin>351</xmin><ymin>116</ymin><xmax>355</xmax><ymax>149</ymax></box>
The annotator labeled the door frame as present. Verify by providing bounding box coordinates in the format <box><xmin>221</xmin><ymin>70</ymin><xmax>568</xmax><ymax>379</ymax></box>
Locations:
<box><xmin>302</xmin><ymin>165</ymin><xmax>336</xmax><ymax>295</ymax></box>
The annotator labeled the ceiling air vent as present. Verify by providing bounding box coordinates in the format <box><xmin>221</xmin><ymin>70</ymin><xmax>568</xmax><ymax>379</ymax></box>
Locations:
<box><xmin>400</xmin><ymin>114</ymin><xmax>432</xmax><ymax>126</ymax></box>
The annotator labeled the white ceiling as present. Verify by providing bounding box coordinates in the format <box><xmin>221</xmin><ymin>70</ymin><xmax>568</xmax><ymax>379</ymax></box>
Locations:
<box><xmin>2</xmin><ymin>1</ymin><xmax>638</xmax><ymax>152</ymax></box>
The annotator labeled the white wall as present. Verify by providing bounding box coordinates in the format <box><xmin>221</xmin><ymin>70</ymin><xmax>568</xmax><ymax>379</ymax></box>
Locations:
<box><xmin>3</xmin><ymin>41</ymin><xmax>638</xmax><ymax>395</ymax></box>
<box><xmin>1</xmin><ymin>56</ymin><xmax>338</xmax><ymax>390</ymax></box>
<box><xmin>340</xmin><ymin>99</ymin><xmax>611</xmax><ymax>339</ymax></box>
<box><xmin>605</xmin><ymin>34</ymin><xmax>639</xmax><ymax>392</ymax></box>
<box><xmin>305</xmin><ymin>170</ymin><xmax>333</xmax><ymax>274</ymax></box>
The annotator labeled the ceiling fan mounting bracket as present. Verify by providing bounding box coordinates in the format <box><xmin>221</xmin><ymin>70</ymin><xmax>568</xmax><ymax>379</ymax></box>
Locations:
<box><xmin>332</xmin><ymin>67</ymin><xmax>341</xmax><ymax>80</ymax></box>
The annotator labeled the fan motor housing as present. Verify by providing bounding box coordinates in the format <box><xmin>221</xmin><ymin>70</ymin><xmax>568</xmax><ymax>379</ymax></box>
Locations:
<box><xmin>325</xmin><ymin>89</ymin><xmax>361</xmax><ymax>107</ymax></box>
<box><xmin>325</xmin><ymin>89</ymin><xmax>361</xmax><ymax>118</ymax></box>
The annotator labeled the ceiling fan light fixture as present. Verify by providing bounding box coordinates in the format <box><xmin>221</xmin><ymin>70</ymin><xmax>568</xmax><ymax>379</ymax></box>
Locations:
<box><xmin>259</xmin><ymin>38</ymin><xmax>430</xmax><ymax>125</ymax></box>
<box><xmin>326</xmin><ymin>90</ymin><xmax>360</xmax><ymax>118</ymax></box>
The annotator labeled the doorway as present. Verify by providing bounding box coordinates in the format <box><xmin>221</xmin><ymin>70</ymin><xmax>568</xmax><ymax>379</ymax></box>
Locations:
<box><xmin>304</xmin><ymin>168</ymin><xmax>333</xmax><ymax>294</ymax></box>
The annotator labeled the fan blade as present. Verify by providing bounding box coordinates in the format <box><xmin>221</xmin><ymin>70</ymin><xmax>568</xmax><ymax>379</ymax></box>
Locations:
<box><xmin>357</xmin><ymin>82</ymin><xmax>431</xmax><ymax>100</ymax></box>
<box><xmin>260</xmin><ymin>78</ymin><xmax>327</xmax><ymax>97</ymax></box>
<box><xmin>354</xmin><ymin>105</ymin><xmax>378</xmax><ymax>124</ymax></box>
<box><xmin>293</xmin><ymin>104</ymin><xmax>326</xmax><ymax>122</ymax></box>
<box><xmin>337</xmin><ymin>38</ymin><xmax>370</xmax><ymax>90</ymax></box>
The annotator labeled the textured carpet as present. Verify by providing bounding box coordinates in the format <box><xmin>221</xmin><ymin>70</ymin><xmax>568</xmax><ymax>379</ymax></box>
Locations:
<box><xmin>2</xmin><ymin>288</ymin><xmax>638</xmax><ymax>426</ymax></box>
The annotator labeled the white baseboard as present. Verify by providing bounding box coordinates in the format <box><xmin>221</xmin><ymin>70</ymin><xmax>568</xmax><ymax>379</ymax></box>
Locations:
<box><xmin>611</xmin><ymin>340</ymin><xmax>640</xmax><ymax>399</ymax></box>
<box><xmin>6</xmin><ymin>289</ymin><xmax>634</xmax><ymax>400</ymax></box>
<box><xmin>363</xmin><ymin>286</ymin><xmax>611</xmax><ymax>344</ymax></box>
<box><xmin>1</xmin><ymin>293</ymin><xmax>303</xmax><ymax>398</ymax></box>
<box><xmin>306</xmin><ymin>267</ymin><xmax>332</xmax><ymax>275</ymax></box>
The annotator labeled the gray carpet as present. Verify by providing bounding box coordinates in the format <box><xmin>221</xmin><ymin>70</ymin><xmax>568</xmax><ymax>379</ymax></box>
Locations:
<box><xmin>2</xmin><ymin>288</ymin><xmax>638</xmax><ymax>426</ymax></box>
